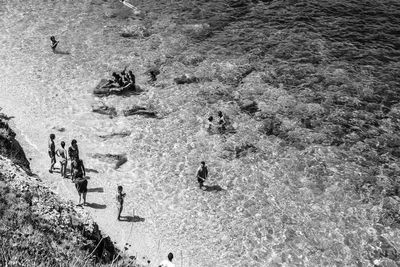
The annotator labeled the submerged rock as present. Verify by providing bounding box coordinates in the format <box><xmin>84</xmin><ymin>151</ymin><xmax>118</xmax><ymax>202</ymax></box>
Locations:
<box><xmin>93</xmin><ymin>79</ymin><xmax>142</xmax><ymax>97</ymax></box>
<box><xmin>123</xmin><ymin>105</ymin><xmax>157</xmax><ymax>118</ymax></box>
<box><xmin>239</xmin><ymin>99</ymin><xmax>259</xmax><ymax>114</ymax></box>
<box><xmin>98</xmin><ymin>131</ymin><xmax>131</xmax><ymax>140</ymax></box>
<box><xmin>91</xmin><ymin>153</ymin><xmax>128</xmax><ymax>169</ymax></box>
<box><xmin>174</xmin><ymin>74</ymin><xmax>200</xmax><ymax>85</ymax></box>
<box><xmin>120</xmin><ymin>24</ymin><xmax>150</xmax><ymax>38</ymax></box>
<box><xmin>92</xmin><ymin>102</ymin><xmax>117</xmax><ymax>118</ymax></box>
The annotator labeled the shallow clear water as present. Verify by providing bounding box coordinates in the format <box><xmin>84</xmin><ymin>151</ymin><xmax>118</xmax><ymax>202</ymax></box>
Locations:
<box><xmin>1</xmin><ymin>1</ymin><xmax>273</xmax><ymax>266</ymax></box>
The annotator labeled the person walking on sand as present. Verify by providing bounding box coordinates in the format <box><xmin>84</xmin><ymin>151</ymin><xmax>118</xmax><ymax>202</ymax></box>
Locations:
<box><xmin>159</xmin><ymin>252</ymin><xmax>175</xmax><ymax>267</ymax></box>
<box><xmin>116</xmin><ymin>185</ymin><xmax>126</xmax><ymax>221</ymax></box>
<box><xmin>196</xmin><ymin>161</ymin><xmax>208</xmax><ymax>189</ymax></box>
<box><xmin>68</xmin><ymin>139</ymin><xmax>79</xmax><ymax>176</ymax></box>
<box><xmin>50</xmin><ymin>36</ymin><xmax>59</xmax><ymax>51</ymax></box>
<box><xmin>56</xmin><ymin>141</ymin><xmax>68</xmax><ymax>178</ymax></box>
<box><xmin>72</xmin><ymin>159</ymin><xmax>87</xmax><ymax>205</ymax></box>
<box><xmin>48</xmin><ymin>133</ymin><xmax>56</xmax><ymax>173</ymax></box>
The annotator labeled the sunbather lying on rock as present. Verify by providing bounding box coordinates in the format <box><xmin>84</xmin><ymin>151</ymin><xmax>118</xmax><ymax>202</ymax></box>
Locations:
<box><xmin>107</xmin><ymin>72</ymin><xmax>124</xmax><ymax>87</ymax></box>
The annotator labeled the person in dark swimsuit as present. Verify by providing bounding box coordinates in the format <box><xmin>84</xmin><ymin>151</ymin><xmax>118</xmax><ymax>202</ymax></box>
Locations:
<box><xmin>72</xmin><ymin>159</ymin><xmax>87</xmax><ymax>205</ymax></box>
<box><xmin>50</xmin><ymin>36</ymin><xmax>59</xmax><ymax>51</ymax></box>
<box><xmin>107</xmin><ymin>72</ymin><xmax>124</xmax><ymax>87</ymax></box>
<box><xmin>68</xmin><ymin>139</ymin><xmax>79</xmax><ymax>177</ymax></box>
<box><xmin>48</xmin><ymin>133</ymin><xmax>56</xmax><ymax>173</ymax></box>
<box><xmin>196</xmin><ymin>161</ymin><xmax>208</xmax><ymax>189</ymax></box>
<box><xmin>127</xmin><ymin>71</ymin><xmax>135</xmax><ymax>85</ymax></box>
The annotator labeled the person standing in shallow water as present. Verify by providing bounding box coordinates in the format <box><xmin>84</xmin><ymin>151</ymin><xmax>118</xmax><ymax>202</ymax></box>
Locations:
<box><xmin>159</xmin><ymin>252</ymin><xmax>175</xmax><ymax>267</ymax></box>
<box><xmin>48</xmin><ymin>134</ymin><xmax>56</xmax><ymax>173</ymax></box>
<box><xmin>50</xmin><ymin>36</ymin><xmax>59</xmax><ymax>51</ymax></box>
<box><xmin>196</xmin><ymin>161</ymin><xmax>208</xmax><ymax>189</ymax></box>
<box><xmin>68</xmin><ymin>139</ymin><xmax>79</xmax><ymax>177</ymax></box>
<box><xmin>56</xmin><ymin>141</ymin><xmax>68</xmax><ymax>178</ymax></box>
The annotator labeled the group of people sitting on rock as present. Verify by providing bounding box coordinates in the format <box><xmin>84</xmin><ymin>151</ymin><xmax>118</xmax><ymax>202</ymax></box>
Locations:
<box><xmin>107</xmin><ymin>68</ymin><xmax>136</xmax><ymax>88</ymax></box>
<box><xmin>206</xmin><ymin>111</ymin><xmax>227</xmax><ymax>133</ymax></box>
<box><xmin>48</xmin><ymin>134</ymin><xmax>88</xmax><ymax>206</ymax></box>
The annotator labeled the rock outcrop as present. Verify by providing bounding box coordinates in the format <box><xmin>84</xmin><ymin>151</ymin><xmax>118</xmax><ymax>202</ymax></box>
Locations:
<box><xmin>0</xmin><ymin>116</ymin><xmax>30</xmax><ymax>172</ymax></box>
<box><xmin>93</xmin><ymin>79</ymin><xmax>141</xmax><ymax>97</ymax></box>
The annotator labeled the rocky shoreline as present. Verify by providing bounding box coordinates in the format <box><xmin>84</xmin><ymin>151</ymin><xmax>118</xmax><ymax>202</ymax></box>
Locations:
<box><xmin>0</xmin><ymin>114</ymin><xmax>139</xmax><ymax>266</ymax></box>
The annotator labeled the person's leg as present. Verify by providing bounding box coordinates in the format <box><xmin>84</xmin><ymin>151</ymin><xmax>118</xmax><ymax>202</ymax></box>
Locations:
<box><xmin>60</xmin><ymin>162</ymin><xmax>64</xmax><ymax>177</ymax></box>
<box><xmin>63</xmin><ymin>163</ymin><xmax>67</xmax><ymax>178</ymax></box>
<box><xmin>117</xmin><ymin>204</ymin><xmax>122</xmax><ymax>220</ymax></box>
<box><xmin>78</xmin><ymin>192</ymin><xmax>82</xmax><ymax>205</ymax></box>
<box><xmin>83</xmin><ymin>192</ymin><xmax>87</xmax><ymax>205</ymax></box>
<box><xmin>51</xmin><ymin>155</ymin><xmax>56</xmax><ymax>170</ymax></box>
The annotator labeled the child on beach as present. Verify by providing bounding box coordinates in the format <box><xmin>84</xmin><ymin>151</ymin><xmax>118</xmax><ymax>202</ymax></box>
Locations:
<box><xmin>116</xmin><ymin>185</ymin><xmax>126</xmax><ymax>221</ymax></box>
<box><xmin>48</xmin><ymin>133</ymin><xmax>56</xmax><ymax>173</ymax></box>
<box><xmin>56</xmin><ymin>141</ymin><xmax>68</xmax><ymax>178</ymax></box>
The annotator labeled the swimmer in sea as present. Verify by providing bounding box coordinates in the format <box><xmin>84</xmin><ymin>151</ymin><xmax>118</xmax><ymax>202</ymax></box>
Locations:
<box><xmin>50</xmin><ymin>36</ymin><xmax>59</xmax><ymax>51</ymax></box>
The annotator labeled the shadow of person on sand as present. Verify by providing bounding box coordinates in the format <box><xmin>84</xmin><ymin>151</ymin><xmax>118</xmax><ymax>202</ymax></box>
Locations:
<box><xmin>52</xmin><ymin>49</ymin><xmax>70</xmax><ymax>55</ymax></box>
<box><xmin>85</xmin><ymin>202</ymin><xmax>107</xmax><ymax>209</ymax></box>
<box><xmin>87</xmin><ymin>187</ymin><xmax>104</xmax><ymax>193</ymax></box>
<box><xmin>203</xmin><ymin>184</ymin><xmax>224</xmax><ymax>192</ymax></box>
<box><xmin>119</xmin><ymin>215</ymin><xmax>145</xmax><ymax>222</ymax></box>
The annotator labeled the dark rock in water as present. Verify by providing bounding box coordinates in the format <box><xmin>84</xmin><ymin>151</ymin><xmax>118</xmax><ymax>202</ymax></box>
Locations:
<box><xmin>98</xmin><ymin>131</ymin><xmax>131</xmax><ymax>140</ymax></box>
<box><xmin>93</xmin><ymin>79</ymin><xmax>142</xmax><ymax>97</ymax></box>
<box><xmin>52</xmin><ymin>126</ymin><xmax>66</xmax><ymax>132</ymax></box>
<box><xmin>123</xmin><ymin>105</ymin><xmax>157</xmax><ymax>118</ymax></box>
<box><xmin>120</xmin><ymin>24</ymin><xmax>150</xmax><ymax>38</ymax></box>
<box><xmin>91</xmin><ymin>153</ymin><xmax>127</xmax><ymax>169</ymax></box>
<box><xmin>0</xmin><ymin>113</ymin><xmax>14</xmax><ymax>120</ymax></box>
<box><xmin>235</xmin><ymin>143</ymin><xmax>257</xmax><ymax>158</ymax></box>
<box><xmin>92</xmin><ymin>102</ymin><xmax>117</xmax><ymax>118</ymax></box>
<box><xmin>239</xmin><ymin>99</ymin><xmax>259</xmax><ymax>114</ymax></box>
<box><xmin>0</xmin><ymin>117</ymin><xmax>30</xmax><ymax>171</ymax></box>
<box><xmin>147</xmin><ymin>67</ymin><xmax>160</xmax><ymax>81</ymax></box>
<box><xmin>260</xmin><ymin>116</ymin><xmax>282</xmax><ymax>136</ymax></box>
<box><xmin>174</xmin><ymin>74</ymin><xmax>199</xmax><ymax>85</ymax></box>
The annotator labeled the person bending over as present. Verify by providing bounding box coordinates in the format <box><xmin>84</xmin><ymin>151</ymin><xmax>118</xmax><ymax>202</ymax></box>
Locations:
<box><xmin>50</xmin><ymin>36</ymin><xmax>59</xmax><ymax>51</ymax></box>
